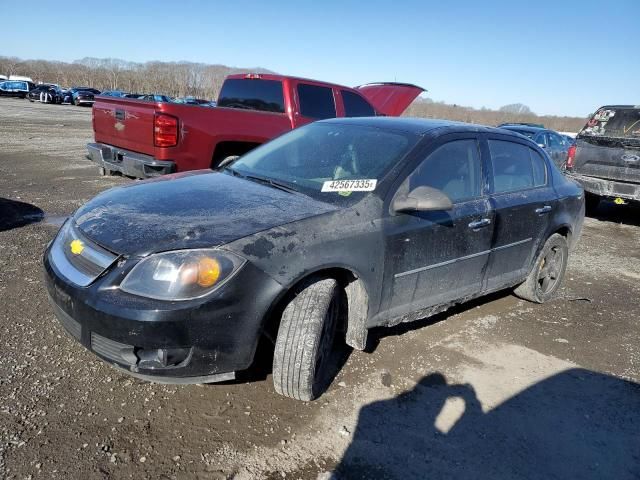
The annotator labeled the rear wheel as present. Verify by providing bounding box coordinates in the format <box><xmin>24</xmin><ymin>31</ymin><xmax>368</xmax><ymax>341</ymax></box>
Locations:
<box><xmin>272</xmin><ymin>278</ymin><xmax>340</xmax><ymax>401</ymax></box>
<box><xmin>514</xmin><ymin>233</ymin><xmax>568</xmax><ymax>303</ymax></box>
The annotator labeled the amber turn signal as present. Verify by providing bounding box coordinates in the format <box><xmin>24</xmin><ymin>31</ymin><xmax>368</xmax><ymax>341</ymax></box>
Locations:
<box><xmin>197</xmin><ymin>257</ymin><xmax>221</xmax><ymax>287</ymax></box>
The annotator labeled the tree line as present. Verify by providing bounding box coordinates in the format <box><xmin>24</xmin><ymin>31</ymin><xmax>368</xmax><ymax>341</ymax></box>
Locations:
<box><xmin>0</xmin><ymin>56</ymin><xmax>587</xmax><ymax>132</ymax></box>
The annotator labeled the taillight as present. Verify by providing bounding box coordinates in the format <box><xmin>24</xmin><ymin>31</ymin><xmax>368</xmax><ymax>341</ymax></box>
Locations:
<box><xmin>154</xmin><ymin>113</ymin><xmax>178</xmax><ymax>148</ymax></box>
<box><xmin>566</xmin><ymin>144</ymin><xmax>576</xmax><ymax>170</ymax></box>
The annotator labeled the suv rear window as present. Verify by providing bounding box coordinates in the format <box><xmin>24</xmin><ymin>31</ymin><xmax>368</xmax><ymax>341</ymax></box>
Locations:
<box><xmin>217</xmin><ymin>79</ymin><xmax>285</xmax><ymax>113</ymax></box>
<box><xmin>580</xmin><ymin>107</ymin><xmax>640</xmax><ymax>139</ymax></box>
<box><xmin>297</xmin><ymin>84</ymin><xmax>336</xmax><ymax>119</ymax></box>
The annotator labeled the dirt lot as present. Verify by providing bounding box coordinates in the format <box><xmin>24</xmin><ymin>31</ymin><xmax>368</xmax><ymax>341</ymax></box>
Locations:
<box><xmin>1</xmin><ymin>98</ymin><xmax>639</xmax><ymax>480</ymax></box>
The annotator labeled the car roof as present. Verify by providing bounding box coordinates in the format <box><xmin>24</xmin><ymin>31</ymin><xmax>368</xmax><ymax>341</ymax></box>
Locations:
<box><xmin>317</xmin><ymin>116</ymin><xmax>521</xmax><ymax>137</ymax></box>
<box><xmin>499</xmin><ymin>125</ymin><xmax>546</xmax><ymax>133</ymax></box>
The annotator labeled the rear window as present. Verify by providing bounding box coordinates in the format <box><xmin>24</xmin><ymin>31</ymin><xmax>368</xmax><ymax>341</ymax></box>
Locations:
<box><xmin>217</xmin><ymin>79</ymin><xmax>285</xmax><ymax>113</ymax></box>
<box><xmin>341</xmin><ymin>90</ymin><xmax>375</xmax><ymax>117</ymax></box>
<box><xmin>580</xmin><ymin>107</ymin><xmax>640</xmax><ymax>139</ymax></box>
<box><xmin>297</xmin><ymin>84</ymin><xmax>336</xmax><ymax>119</ymax></box>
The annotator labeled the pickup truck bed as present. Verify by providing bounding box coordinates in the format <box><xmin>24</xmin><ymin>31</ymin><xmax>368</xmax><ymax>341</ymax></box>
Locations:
<box><xmin>88</xmin><ymin>74</ymin><xmax>423</xmax><ymax>178</ymax></box>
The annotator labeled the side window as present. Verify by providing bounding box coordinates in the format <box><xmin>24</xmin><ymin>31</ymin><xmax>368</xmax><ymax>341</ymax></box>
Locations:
<box><xmin>529</xmin><ymin>148</ymin><xmax>547</xmax><ymax>186</ymax></box>
<box><xmin>297</xmin><ymin>84</ymin><xmax>336</xmax><ymax>119</ymax></box>
<box><xmin>536</xmin><ymin>132</ymin><xmax>548</xmax><ymax>147</ymax></box>
<box><xmin>341</xmin><ymin>90</ymin><xmax>375</xmax><ymax>117</ymax></box>
<box><xmin>489</xmin><ymin>139</ymin><xmax>547</xmax><ymax>193</ymax></box>
<box><xmin>548</xmin><ymin>133</ymin><xmax>563</xmax><ymax>149</ymax></box>
<box><xmin>408</xmin><ymin>139</ymin><xmax>482</xmax><ymax>203</ymax></box>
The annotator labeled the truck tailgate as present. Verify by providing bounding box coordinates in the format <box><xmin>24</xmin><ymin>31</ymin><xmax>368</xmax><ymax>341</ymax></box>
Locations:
<box><xmin>573</xmin><ymin>138</ymin><xmax>640</xmax><ymax>184</ymax></box>
<box><xmin>93</xmin><ymin>97</ymin><xmax>156</xmax><ymax>155</ymax></box>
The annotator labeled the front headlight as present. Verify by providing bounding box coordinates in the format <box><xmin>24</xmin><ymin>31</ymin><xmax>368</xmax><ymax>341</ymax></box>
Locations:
<box><xmin>120</xmin><ymin>249</ymin><xmax>246</xmax><ymax>301</ymax></box>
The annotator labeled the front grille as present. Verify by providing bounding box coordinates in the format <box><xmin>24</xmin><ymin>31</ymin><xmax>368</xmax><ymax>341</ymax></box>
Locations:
<box><xmin>49</xmin><ymin>222</ymin><xmax>118</xmax><ymax>287</ymax></box>
<box><xmin>91</xmin><ymin>333</ymin><xmax>137</xmax><ymax>366</ymax></box>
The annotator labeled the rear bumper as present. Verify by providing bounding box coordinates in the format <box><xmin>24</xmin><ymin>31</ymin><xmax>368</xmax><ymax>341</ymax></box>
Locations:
<box><xmin>87</xmin><ymin>142</ymin><xmax>175</xmax><ymax>178</ymax></box>
<box><xmin>566</xmin><ymin>172</ymin><xmax>640</xmax><ymax>201</ymax></box>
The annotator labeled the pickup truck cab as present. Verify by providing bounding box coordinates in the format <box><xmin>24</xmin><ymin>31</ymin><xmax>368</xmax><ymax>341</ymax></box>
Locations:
<box><xmin>87</xmin><ymin>73</ymin><xmax>423</xmax><ymax>178</ymax></box>
<box><xmin>565</xmin><ymin>105</ymin><xmax>640</xmax><ymax>211</ymax></box>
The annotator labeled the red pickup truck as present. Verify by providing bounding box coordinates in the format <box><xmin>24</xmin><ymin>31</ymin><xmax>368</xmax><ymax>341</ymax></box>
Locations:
<box><xmin>87</xmin><ymin>73</ymin><xmax>424</xmax><ymax>178</ymax></box>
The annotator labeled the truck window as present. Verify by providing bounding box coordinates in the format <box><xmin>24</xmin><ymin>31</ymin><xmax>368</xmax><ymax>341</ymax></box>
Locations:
<box><xmin>580</xmin><ymin>107</ymin><xmax>640</xmax><ymax>139</ymax></box>
<box><xmin>341</xmin><ymin>90</ymin><xmax>375</xmax><ymax>117</ymax></box>
<box><xmin>297</xmin><ymin>84</ymin><xmax>336</xmax><ymax>119</ymax></box>
<box><xmin>217</xmin><ymin>79</ymin><xmax>285</xmax><ymax>113</ymax></box>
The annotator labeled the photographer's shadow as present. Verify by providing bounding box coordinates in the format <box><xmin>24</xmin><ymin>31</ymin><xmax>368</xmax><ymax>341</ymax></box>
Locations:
<box><xmin>335</xmin><ymin>370</ymin><xmax>640</xmax><ymax>479</ymax></box>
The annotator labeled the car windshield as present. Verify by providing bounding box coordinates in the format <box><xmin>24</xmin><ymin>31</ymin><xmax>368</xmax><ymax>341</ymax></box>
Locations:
<box><xmin>580</xmin><ymin>107</ymin><xmax>640</xmax><ymax>139</ymax></box>
<box><xmin>228</xmin><ymin>123</ymin><xmax>418</xmax><ymax>203</ymax></box>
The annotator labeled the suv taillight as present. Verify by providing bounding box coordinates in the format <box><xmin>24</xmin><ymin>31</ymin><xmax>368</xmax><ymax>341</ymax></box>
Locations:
<box><xmin>154</xmin><ymin>113</ymin><xmax>178</xmax><ymax>148</ymax></box>
<box><xmin>566</xmin><ymin>144</ymin><xmax>576</xmax><ymax>170</ymax></box>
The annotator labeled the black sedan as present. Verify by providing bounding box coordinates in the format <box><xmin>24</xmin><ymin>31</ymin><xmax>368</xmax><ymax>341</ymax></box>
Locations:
<box><xmin>499</xmin><ymin>123</ymin><xmax>572</xmax><ymax>168</ymax></box>
<box><xmin>27</xmin><ymin>84</ymin><xmax>65</xmax><ymax>103</ymax></box>
<box><xmin>43</xmin><ymin>118</ymin><xmax>584</xmax><ymax>400</ymax></box>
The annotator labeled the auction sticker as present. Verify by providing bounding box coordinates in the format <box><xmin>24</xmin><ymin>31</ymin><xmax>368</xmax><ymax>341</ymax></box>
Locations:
<box><xmin>321</xmin><ymin>179</ymin><xmax>377</xmax><ymax>192</ymax></box>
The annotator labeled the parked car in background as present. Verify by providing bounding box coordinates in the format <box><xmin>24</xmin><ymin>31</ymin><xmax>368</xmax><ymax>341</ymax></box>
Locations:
<box><xmin>100</xmin><ymin>90</ymin><xmax>128</xmax><ymax>98</ymax></box>
<box><xmin>27</xmin><ymin>84</ymin><xmax>65</xmax><ymax>103</ymax></box>
<box><xmin>45</xmin><ymin>117</ymin><xmax>584</xmax><ymax>401</ymax></box>
<box><xmin>499</xmin><ymin>123</ymin><xmax>571</xmax><ymax>168</ymax></box>
<box><xmin>66</xmin><ymin>87</ymin><xmax>101</xmax><ymax>106</ymax></box>
<box><xmin>136</xmin><ymin>94</ymin><xmax>173</xmax><ymax>102</ymax></box>
<box><xmin>565</xmin><ymin>105</ymin><xmax>640</xmax><ymax>211</ymax></box>
<box><xmin>88</xmin><ymin>73</ymin><xmax>424</xmax><ymax>178</ymax></box>
<box><xmin>0</xmin><ymin>80</ymin><xmax>34</xmax><ymax>98</ymax></box>
<box><xmin>173</xmin><ymin>96</ymin><xmax>216</xmax><ymax>107</ymax></box>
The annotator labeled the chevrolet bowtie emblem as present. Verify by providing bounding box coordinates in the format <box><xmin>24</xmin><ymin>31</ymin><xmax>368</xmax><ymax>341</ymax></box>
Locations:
<box><xmin>70</xmin><ymin>239</ymin><xmax>84</xmax><ymax>255</ymax></box>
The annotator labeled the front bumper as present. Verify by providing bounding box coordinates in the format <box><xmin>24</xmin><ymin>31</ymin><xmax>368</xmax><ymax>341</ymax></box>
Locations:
<box><xmin>43</xmin><ymin>242</ymin><xmax>284</xmax><ymax>383</ymax></box>
<box><xmin>566</xmin><ymin>172</ymin><xmax>640</xmax><ymax>201</ymax></box>
<box><xmin>87</xmin><ymin>142</ymin><xmax>175</xmax><ymax>179</ymax></box>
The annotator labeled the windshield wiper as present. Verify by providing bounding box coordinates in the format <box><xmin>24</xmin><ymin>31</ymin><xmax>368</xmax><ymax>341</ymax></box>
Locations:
<box><xmin>244</xmin><ymin>174</ymin><xmax>303</xmax><ymax>195</ymax></box>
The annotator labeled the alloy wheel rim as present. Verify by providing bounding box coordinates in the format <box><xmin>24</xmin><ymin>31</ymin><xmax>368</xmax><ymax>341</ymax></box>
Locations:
<box><xmin>537</xmin><ymin>246</ymin><xmax>564</xmax><ymax>295</ymax></box>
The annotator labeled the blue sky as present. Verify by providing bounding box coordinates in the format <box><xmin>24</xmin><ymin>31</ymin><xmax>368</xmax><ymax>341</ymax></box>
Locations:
<box><xmin>1</xmin><ymin>0</ymin><xmax>638</xmax><ymax>117</ymax></box>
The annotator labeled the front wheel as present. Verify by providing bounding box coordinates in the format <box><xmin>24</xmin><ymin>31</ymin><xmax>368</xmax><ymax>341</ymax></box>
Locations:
<box><xmin>272</xmin><ymin>278</ymin><xmax>340</xmax><ymax>401</ymax></box>
<box><xmin>514</xmin><ymin>233</ymin><xmax>568</xmax><ymax>303</ymax></box>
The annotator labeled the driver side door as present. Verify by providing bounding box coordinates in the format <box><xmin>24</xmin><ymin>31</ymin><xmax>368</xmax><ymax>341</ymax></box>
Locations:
<box><xmin>379</xmin><ymin>135</ymin><xmax>494</xmax><ymax>323</ymax></box>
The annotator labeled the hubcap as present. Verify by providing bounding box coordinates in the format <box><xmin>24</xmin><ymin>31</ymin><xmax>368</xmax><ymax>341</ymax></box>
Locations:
<box><xmin>537</xmin><ymin>246</ymin><xmax>564</xmax><ymax>295</ymax></box>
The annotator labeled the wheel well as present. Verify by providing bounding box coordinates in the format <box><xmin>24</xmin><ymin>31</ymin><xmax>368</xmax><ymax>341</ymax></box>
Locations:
<box><xmin>261</xmin><ymin>268</ymin><xmax>369</xmax><ymax>351</ymax></box>
<box><xmin>553</xmin><ymin>226</ymin><xmax>571</xmax><ymax>242</ymax></box>
<box><xmin>210</xmin><ymin>141</ymin><xmax>261</xmax><ymax>168</ymax></box>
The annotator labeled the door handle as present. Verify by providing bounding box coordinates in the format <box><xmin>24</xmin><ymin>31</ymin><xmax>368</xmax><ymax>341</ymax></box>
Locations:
<box><xmin>535</xmin><ymin>205</ymin><xmax>552</xmax><ymax>214</ymax></box>
<box><xmin>468</xmin><ymin>218</ymin><xmax>491</xmax><ymax>230</ymax></box>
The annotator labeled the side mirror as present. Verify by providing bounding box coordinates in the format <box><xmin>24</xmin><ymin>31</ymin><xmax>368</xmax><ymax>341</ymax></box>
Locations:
<box><xmin>392</xmin><ymin>186</ymin><xmax>453</xmax><ymax>213</ymax></box>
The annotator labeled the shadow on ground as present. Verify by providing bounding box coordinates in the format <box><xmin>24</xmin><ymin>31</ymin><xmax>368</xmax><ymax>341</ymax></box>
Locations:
<box><xmin>588</xmin><ymin>199</ymin><xmax>640</xmax><ymax>227</ymax></box>
<box><xmin>0</xmin><ymin>197</ymin><xmax>44</xmax><ymax>232</ymax></box>
<box><xmin>334</xmin><ymin>369</ymin><xmax>640</xmax><ymax>479</ymax></box>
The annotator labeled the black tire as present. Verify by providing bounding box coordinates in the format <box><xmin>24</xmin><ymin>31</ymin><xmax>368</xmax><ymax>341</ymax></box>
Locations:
<box><xmin>273</xmin><ymin>277</ymin><xmax>340</xmax><ymax>401</ymax></box>
<box><xmin>514</xmin><ymin>233</ymin><xmax>569</xmax><ymax>303</ymax></box>
<box><xmin>98</xmin><ymin>167</ymin><xmax>113</xmax><ymax>176</ymax></box>
<box><xmin>585</xmin><ymin>193</ymin><xmax>600</xmax><ymax>215</ymax></box>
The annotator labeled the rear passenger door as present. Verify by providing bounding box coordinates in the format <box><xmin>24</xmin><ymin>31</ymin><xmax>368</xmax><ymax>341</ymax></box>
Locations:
<box><xmin>484</xmin><ymin>136</ymin><xmax>556</xmax><ymax>291</ymax></box>
<box><xmin>381</xmin><ymin>135</ymin><xmax>494</xmax><ymax>320</ymax></box>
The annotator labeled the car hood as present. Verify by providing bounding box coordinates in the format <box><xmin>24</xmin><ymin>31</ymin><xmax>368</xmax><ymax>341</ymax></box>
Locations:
<box><xmin>73</xmin><ymin>171</ymin><xmax>339</xmax><ymax>257</ymax></box>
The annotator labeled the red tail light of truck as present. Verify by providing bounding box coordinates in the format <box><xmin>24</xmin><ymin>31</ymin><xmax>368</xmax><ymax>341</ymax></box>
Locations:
<box><xmin>566</xmin><ymin>144</ymin><xmax>576</xmax><ymax>170</ymax></box>
<box><xmin>154</xmin><ymin>113</ymin><xmax>178</xmax><ymax>148</ymax></box>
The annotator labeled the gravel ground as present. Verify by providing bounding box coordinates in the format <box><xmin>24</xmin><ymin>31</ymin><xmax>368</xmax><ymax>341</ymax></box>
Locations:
<box><xmin>1</xmin><ymin>98</ymin><xmax>639</xmax><ymax>479</ymax></box>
